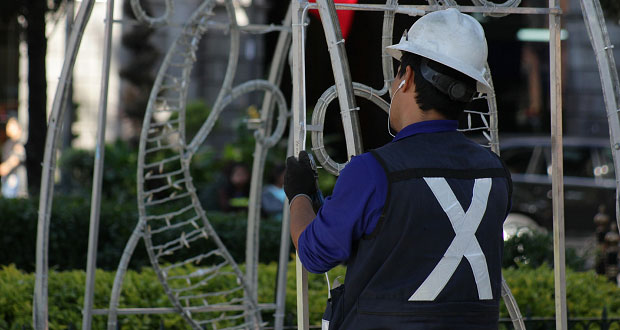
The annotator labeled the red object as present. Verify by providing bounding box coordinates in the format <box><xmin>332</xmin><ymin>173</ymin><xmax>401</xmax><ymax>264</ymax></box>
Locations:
<box><xmin>308</xmin><ymin>0</ymin><xmax>357</xmax><ymax>39</ymax></box>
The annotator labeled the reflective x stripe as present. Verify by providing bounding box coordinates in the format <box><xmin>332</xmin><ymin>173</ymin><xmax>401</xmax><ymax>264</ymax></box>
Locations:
<box><xmin>409</xmin><ymin>177</ymin><xmax>493</xmax><ymax>301</ymax></box>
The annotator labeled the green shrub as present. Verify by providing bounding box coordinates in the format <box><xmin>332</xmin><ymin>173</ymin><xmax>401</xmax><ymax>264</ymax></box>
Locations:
<box><xmin>0</xmin><ymin>262</ymin><xmax>343</xmax><ymax>329</ymax></box>
<box><xmin>502</xmin><ymin>265</ymin><xmax>620</xmax><ymax>319</ymax></box>
<box><xmin>0</xmin><ymin>196</ymin><xmax>289</xmax><ymax>272</ymax></box>
<box><xmin>58</xmin><ymin>140</ymin><xmax>139</xmax><ymax>202</ymax></box>
<box><xmin>1</xmin><ymin>263</ymin><xmax>620</xmax><ymax>329</ymax></box>
<box><xmin>503</xmin><ymin>231</ymin><xmax>588</xmax><ymax>271</ymax></box>
<box><xmin>2</xmin><ymin>193</ymin><xmax>589</xmax><ymax>274</ymax></box>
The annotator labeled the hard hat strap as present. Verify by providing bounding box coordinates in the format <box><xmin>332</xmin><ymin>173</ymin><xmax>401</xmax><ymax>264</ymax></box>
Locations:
<box><xmin>419</xmin><ymin>58</ymin><xmax>475</xmax><ymax>103</ymax></box>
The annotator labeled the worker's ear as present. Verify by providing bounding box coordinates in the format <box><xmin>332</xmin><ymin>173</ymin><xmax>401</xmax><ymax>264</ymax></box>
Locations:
<box><xmin>402</xmin><ymin>65</ymin><xmax>415</xmax><ymax>92</ymax></box>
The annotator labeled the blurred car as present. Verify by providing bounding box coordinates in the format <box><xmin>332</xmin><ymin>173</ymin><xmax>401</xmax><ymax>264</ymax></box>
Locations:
<box><xmin>500</xmin><ymin>136</ymin><xmax>616</xmax><ymax>237</ymax></box>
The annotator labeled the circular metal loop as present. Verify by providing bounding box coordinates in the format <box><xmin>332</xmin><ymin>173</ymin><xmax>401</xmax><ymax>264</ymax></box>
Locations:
<box><xmin>130</xmin><ymin>0</ymin><xmax>175</xmax><ymax>27</ymax></box>
<box><xmin>220</xmin><ymin>80</ymin><xmax>289</xmax><ymax>149</ymax></box>
<box><xmin>311</xmin><ymin>82</ymin><xmax>389</xmax><ymax>175</ymax></box>
<box><xmin>470</xmin><ymin>0</ymin><xmax>522</xmax><ymax>17</ymax></box>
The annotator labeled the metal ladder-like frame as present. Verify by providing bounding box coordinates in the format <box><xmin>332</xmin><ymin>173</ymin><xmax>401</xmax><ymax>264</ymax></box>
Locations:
<box><xmin>291</xmin><ymin>1</ymin><xmax>565</xmax><ymax>329</ymax></box>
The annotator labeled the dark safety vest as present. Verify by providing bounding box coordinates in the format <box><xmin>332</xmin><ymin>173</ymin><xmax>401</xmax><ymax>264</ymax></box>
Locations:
<box><xmin>325</xmin><ymin>131</ymin><xmax>512</xmax><ymax>330</ymax></box>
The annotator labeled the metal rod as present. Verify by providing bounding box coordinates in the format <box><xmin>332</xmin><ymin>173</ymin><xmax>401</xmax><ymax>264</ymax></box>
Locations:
<box><xmin>306</xmin><ymin>3</ymin><xmax>561</xmax><ymax>15</ymax></box>
<box><xmin>94</xmin><ymin>303</ymin><xmax>277</xmax><ymax>315</ymax></box>
<box><xmin>501</xmin><ymin>278</ymin><xmax>526</xmax><ymax>329</ymax></box>
<box><xmin>256</xmin><ymin>6</ymin><xmax>294</xmax><ymax>330</ymax></box>
<box><xmin>61</xmin><ymin>0</ymin><xmax>74</xmax><ymax>175</ymax></box>
<box><xmin>276</xmin><ymin>120</ymin><xmax>295</xmax><ymax>330</ymax></box>
<box><xmin>549</xmin><ymin>0</ymin><xmax>567</xmax><ymax>328</ymax></box>
<box><xmin>130</xmin><ymin>0</ymin><xmax>173</xmax><ymax>27</ymax></box>
<box><xmin>34</xmin><ymin>1</ymin><xmax>96</xmax><ymax>329</ymax></box>
<box><xmin>316</xmin><ymin>0</ymin><xmax>363</xmax><ymax>159</ymax></box>
<box><xmin>310</xmin><ymin>82</ymin><xmax>389</xmax><ymax>175</ymax></box>
<box><xmin>291</xmin><ymin>1</ymin><xmax>310</xmax><ymax>329</ymax></box>
<box><xmin>185</xmin><ymin>1</ymin><xmax>241</xmax><ymax>156</ymax></box>
<box><xmin>580</xmin><ymin>0</ymin><xmax>620</xmax><ymax>232</ymax></box>
<box><xmin>111</xmin><ymin>19</ymin><xmax>292</xmax><ymax>32</ymax></box>
<box><xmin>106</xmin><ymin>224</ymin><xmax>143</xmax><ymax>329</ymax></box>
<box><xmin>486</xmin><ymin>64</ymin><xmax>501</xmax><ymax>155</ymax></box>
<box><xmin>381</xmin><ymin>0</ymin><xmax>397</xmax><ymax>97</ymax></box>
<box><xmin>81</xmin><ymin>0</ymin><xmax>115</xmax><ymax>328</ymax></box>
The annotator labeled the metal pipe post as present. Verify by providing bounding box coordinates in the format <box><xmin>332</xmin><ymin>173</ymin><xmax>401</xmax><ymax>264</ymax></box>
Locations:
<box><xmin>82</xmin><ymin>0</ymin><xmax>115</xmax><ymax>328</ymax></box>
<box><xmin>549</xmin><ymin>0</ymin><xmax>567</xmax><ymax>328</ymax></box>
<box><xmin>62</xmin><ymin>0</ymin><xmax>75</xmax><ymax>160</ymax></box>
<box><xmin>263</xmin><ymin>7</ymin><xmax>294</xmax><ymax>330</ymax></box>
<box><xmin>316</xmin><ymin>0</ymin><xmax>363</xmax><ymax>159</ymax></box>
<box><xmin>381</xmin><ymin>0</ymin><xmax>397</xmax><ymax>97</ymax></box>
<box><xmin>580</xmin><ymin>0</ymin><xmax>620</xmax><ymax>230</ymax></box>
<box><xmin>276</xmin><ymin>121</ymin><xmax>294</xmax><ymax>330</ymax></box>
<box><xmin>291</xmin><ymin>1</ymin><xmax>310</xmax><ymax>329</ymax></box>
<box><xmin>34</xmin><ymin>1</ymin><xmax>96</xmax><ymax>328</ymax></box>
<box><xmin>309</xmin><ymin>3</ymin><xmax>558</xmax><ymax>15</ymax></box>
<box><xmin>245</xmin><ymin>8</ymin><xmax>292</xmax><ymax>322</ymax></box>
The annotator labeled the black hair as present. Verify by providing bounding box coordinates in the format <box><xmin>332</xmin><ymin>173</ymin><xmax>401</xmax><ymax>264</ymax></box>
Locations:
<box><xmin>269</xmin><ymin>164</ymin><xmax>286</xmax><ymax>184</ymax></box>
<box><xmin>397</xmin><ymin>52</ymin><xmax>476</xmax><ymax>120</ymax></box>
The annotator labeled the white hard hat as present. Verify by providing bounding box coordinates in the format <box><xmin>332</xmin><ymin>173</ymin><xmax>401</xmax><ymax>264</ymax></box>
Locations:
<box><xmin>386</xmin><ymin>8</ymin><xmax>492</xmax><ymax>94</ymax></box>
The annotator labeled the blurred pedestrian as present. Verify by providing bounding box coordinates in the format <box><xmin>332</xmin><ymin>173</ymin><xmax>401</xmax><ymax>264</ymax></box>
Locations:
<box><xmin>1</xmin><ymin>116</ymin><xmax>28</xmax><ymax>198</ymax></box>
<box><xmin>262</xmin><ymin>165</ymin><xmax>286</xmax><ymax>219</ymax></box>
<box><xmin>217</xmin><ymin>162</ymin><xmax>250</xmax><ymax>212</ymax></box>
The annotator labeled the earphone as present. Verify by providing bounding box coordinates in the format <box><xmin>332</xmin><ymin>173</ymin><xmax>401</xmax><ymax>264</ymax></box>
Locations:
<box><xmin>387</xmin><ymin>79</ymin><xmax>406</xmax><ymax>138</ymax></box>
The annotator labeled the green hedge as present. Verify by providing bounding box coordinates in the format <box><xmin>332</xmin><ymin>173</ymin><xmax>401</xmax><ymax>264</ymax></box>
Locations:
<box><xmin>0</xmin><ymin>262</ymin><xmax>343</xmax><ymax>329</ymax></box>
<box><xmin>502</xmin><ymin>265</ymin><xmax>620</xmax><ymax>318</ymax></box>
<box><xmin>0</xmin><ymin>196</ymin><xmax>288</xmax><ymax>272</ymax></box>
<box><xmin>503</xmin><ymin>231</ymin><xmax>587</xmax><ymax>271</ymax></box>
<box><xmin>1</xmin><ymin>194</ymin><xmax>587</xmax><ymax>273</ymax></box>
<box><xmin>1</xmin><ymin>263</ymin><xmax>620</xmax><ymax>329</ymax></box>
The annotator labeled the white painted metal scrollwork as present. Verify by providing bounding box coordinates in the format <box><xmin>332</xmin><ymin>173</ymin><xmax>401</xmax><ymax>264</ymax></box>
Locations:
<box><xmin>469</xmin><ymin>0</ymin><xmax>522</xmax><ymax>17</ymax></box>
<box><xmin>130</xmin><ymin>0</ymin><xmax>175</xmax><ymax>27</ymax></box>
<box><xmin>107</xmin><ymin>0</ymin><xmax>267</xmax><ymax>328</ymax></box>
<box><xmin>311</xmin><ymin>83</ymin><xmax>389</xmax><ymax>175</ymax></box>
<box><xmin>425</xmin><ymin>0</ymin><xmax>522</xmax><ymax>17</ymax></box>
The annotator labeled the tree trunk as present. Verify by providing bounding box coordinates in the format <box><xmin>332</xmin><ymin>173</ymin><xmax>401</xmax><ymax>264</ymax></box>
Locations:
<box><xmin>24</xmin><ymin>0</ymin><xmax>48</xmax><ymax>196</ymax></box>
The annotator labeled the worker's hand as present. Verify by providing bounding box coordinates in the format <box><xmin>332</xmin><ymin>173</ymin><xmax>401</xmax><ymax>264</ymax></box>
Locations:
<box><xmin>284</xmin><ymin>151</ymin><xmax>317</xmax><ymax>203</ymax></box>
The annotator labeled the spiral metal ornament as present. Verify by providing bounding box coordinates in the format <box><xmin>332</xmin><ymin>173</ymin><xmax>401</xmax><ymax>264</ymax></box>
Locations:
<box><xmin>130</xmin><ymin>0</ymin><xmax>175</xmax><ymax>27</ymax></box>
<box><xmin>311</xmin><ymin>83</ymin><xmax>389</xmax><ymax>175</ymax></box>
<box><xmin>107</xmin><ymin>0</ymin><xmax>265</xmax><ymax>328</ymax></box>
<box><xmin>218</xmin><ymin>79</ymin><xmax>289</xmax><ymax>149</ymax></box>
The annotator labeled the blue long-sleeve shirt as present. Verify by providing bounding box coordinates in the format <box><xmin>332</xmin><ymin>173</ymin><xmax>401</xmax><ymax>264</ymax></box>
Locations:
<box><xmin>298</xmin><ymin>120</ymin><xmax>460</xmax><ymax>273</ymax></box>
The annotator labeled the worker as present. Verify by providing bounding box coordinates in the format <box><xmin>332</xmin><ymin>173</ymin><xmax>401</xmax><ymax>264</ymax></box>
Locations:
<box><xmin>284</xmin><ymin>8</ymin><xmax>512</xmax><ymax>330</ymax></box>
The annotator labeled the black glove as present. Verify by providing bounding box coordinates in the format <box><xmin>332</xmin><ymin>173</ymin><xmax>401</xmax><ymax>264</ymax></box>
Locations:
<box><xmin>284</xmin><ymin>151</ymin><xmax>317</xmax><ymax>203</ymax></box>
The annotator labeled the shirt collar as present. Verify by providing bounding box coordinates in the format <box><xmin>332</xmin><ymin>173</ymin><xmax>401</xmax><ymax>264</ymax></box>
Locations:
<box><xmin>392</xmin><ymin>120</ymin><xmax>458</xmax><ymax>143</ymax></box>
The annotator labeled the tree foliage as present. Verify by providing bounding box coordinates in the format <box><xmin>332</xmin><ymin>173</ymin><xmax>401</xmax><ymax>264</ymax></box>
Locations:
<box><xmin>0</xmin><ymin>0</ymin><xmax>66</xmax><ymax>196</ymax></box>
<box><xmin>119</xmin><ymin>0</ymin><xmax>159</xmax><ymax>134</ymax></box>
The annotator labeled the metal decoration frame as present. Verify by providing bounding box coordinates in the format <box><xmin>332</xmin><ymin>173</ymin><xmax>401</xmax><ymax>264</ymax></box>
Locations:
<box><xmin>31</xmin><ymin>0</ymin><xmax>620</xmax><ymax>329</ymax></box>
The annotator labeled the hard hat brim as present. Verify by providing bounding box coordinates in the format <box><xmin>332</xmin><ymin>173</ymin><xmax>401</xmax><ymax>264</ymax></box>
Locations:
<box><xmin>385</xmin><ymin>42</ymin><xmax>493</xmax><ymax>94</ymax></box>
